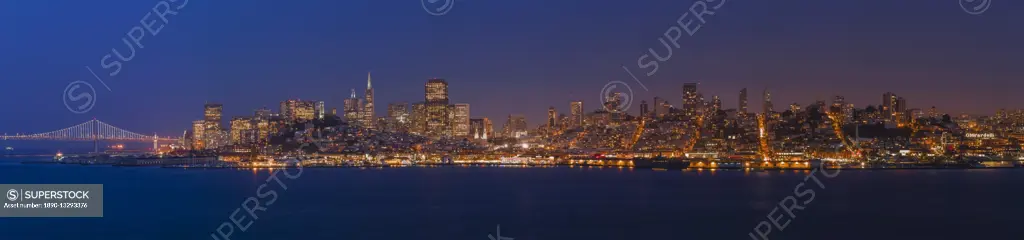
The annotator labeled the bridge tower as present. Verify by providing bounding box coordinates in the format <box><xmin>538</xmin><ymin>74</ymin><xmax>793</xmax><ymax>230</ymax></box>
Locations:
<box><xmin>92</xmin><ymin>119</ymin><xmax>99</xmax><ymax>154</ymax></box>
<box><xmin>153</xmin><ymin>134</ymin><xmax>159</xmax><ymax>153</ymax></box>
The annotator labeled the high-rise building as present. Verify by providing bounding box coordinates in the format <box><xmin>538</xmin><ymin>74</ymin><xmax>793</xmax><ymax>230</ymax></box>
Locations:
<box><xmin>504</xmin><ymin>115</ymin><xmax>528</xmax><ymax>138</ymax></box>
<box><xmin>790</xmin><ymin>103</ymin><xmax>801</xmax><ymax>113</ymax></box>
<box><xmin>331</xmin><ymin>108</ymin><xmax>337</xmax><ymax>116</ymax></box>
<box><xmin>192</xmin><ymin>120</ymin><xmax>206</xmax><ymax>150</ymax></box>
<box><xmin>739</xmin><ymin>88</ymin><xmax>748</xmax><ymax>116</ymax></box>
<box><xmin>470</xmin><ymin>118</ymin><xmax>486</xmax><ymax>140</ymax></box>
<box><xmin>204</xmin><ymin>103</ymin><xmax>223</xmax><ymax>129</ymax></box>
<box><xmin>711</xmin><ymin>95</ymin><xmax>722</xmax><ymax>114</ymax></box>
<box><xmin>483</xmin><ymin>118</ymin><xmax>494</xmax><ymax>139</ymax></box>
<box><xmin>425</xmin><ymin>79</ymin><xmax>450</xmax><ymax>138</ymax></box>
<box><xmin>653</xmin><ymin>97</ymin><xmax>664</xmax><ymax>117</ymax></box>
<box><xmin>639</xmin><ymin>101</ymin><xmax>649</xmax><ymax>117</ymax></box>
<box><xmin>682</xmin><ymin>83</ymin><xmax>699</xmax><ymax>118</ymax></box>
<box><xmin>547</xmin><ymin>107</ymin><xmax>558</xmax><ymax>130</ymax></box>
<box><xmin>762</xmin><ymin>89</ymin><xmax>773</xmax><ymax>114</ymax></box>
<box><xmin>604</xmin><ymin>92</ymin><xmax>623</xmax><ymax>112</ymax></box>
<box><xmin>882</xmin><ymin>92</ymin><xmax>898</xmax><ymax>118</ymax></box>
<box><xmin>230</xmin><ymin>117</ymin><xmax>255</xmax><ymax>146</ymax></box>
<box><xmin>387</xmin><ymin>102</ymin><xmax>409</xmax><ymax>132</ymax></box>
<box><xmin>315</xmin><ymin>101</ymin><xmax>326</xmax><ymax>120</ymax></box>
<box><xmin>344</xmin><ymin>89</ymin><xmax>362</xmax><ymax>124</ymax></box>
<box><xmin>570</xmin><ymin>101</ymin><xmax>584</xmax><ymax>127</ymax></box>
<box><xmin>281</xmin><ymin>99</ymin><xmax>315</xmax><ymax>122</ymax></box>
<box><xmin>410</xmin><ymin>102</ymin><xmax>426</xmax><ymax>135</ymax></box>
<box><xmin>452</xmin><ymin>103</ymin><xmax>470</xmax><ymax>137</ymax></box>
<box><xmin>363</xmin><ymin>72</ymin><xmax>375</xmax><ymax>129</ymax></box>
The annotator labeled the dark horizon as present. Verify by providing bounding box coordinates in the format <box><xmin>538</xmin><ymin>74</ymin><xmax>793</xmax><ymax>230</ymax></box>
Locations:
<box><xmin>1</xmin><ymin>0</ymin><xmax>1020</xmax><ymax>136</ymax></box>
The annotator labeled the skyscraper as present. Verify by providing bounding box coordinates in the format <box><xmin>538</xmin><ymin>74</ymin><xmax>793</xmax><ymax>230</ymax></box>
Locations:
<box><xmin>344</xmin><ymin>89</ymin><xmax>362</xmax><ymax>124</ymax></box>
<box><xmin>547</xmin><ymin>106</ymin><xmax>558</xmax><ymax>130</ymax></box>
<box><xmin>570</xmin><ymin>101</ymin><xmax>584</xmax><ymax>127</ymax></box>
<box><xmin>470</xmin><ymin>118</ymin><xmax>487</xmax><ymax>140</ymax></box>
<box><xmin>739</xmin><ymin>88</ymin><xmax>748</xmax><ymax>116</ymax></box>
<box><xmin>682</xmin><ymin>83</ymin><xmax>698</xmax><ymax>118</ymax></box>
<box><xmin>425</xmin><ymin>79</ymin><xmax>450</xmax><ymax>138</ymax></box>
<box><xmin>410</xmin><ymin>102</ymin><xmax>426</xmax><ymax>135</ymax></box>
<box><xmin>483</xmin><ymin>118</ymin><xmax>494</xmax><ymax>139</ymax></box>
<box><xmin>387</xmin><ymin>102</ymin><xmax>409</xmax><ymax>132</ymax></box>
<box><xmin>204</xmin><ymin>103</ymin><xmax>223</xmax><ymax>130</ymax></box>
<box><xmin>762</xmin><ymin>89</ymin><xmax>773</xmax><ymax>114</ymax></box>
<box><xmin>882</xmin><ymin>92</ymin><xmax>897</xmax><ymax>118</ymax></box>
<box><xmin>281</xmin><ymin>100</ymin><xmax>315</xmax><ymax>122</ymax></box>
<box><xmin>230</xmin><ymin>117</ymin><xmax>255</xmax><ymax>146</ymax></box>
<box><xmin>639</xmin><ymin>101</ymin><xmax>649</xmax><ymax>117</ymax></box>
<box><xmin>192</xmin><ymin>120</ymin><xmax>206</xmax><ymax>150</ymax></box>
<box><xmin>315</xmin><ymin>101</ymin><xmax>325</xmax><ymax>120</ymax></box>
<box><xmin>453</xmin><ymin>103</ymin><xmax>470</xmax><ymax>137</ymax></box>
<box><xmin>711</xmin><ymin>95</ymin><xmax>722</xmax><ymax>114</ymax></box>
<box><xmin>504</xmin><ymin>115</ymin><xmax>528</xmax><ymax>138</ymax></box>
<box><xmin>363</xmin><ymin>72</ymin><xmax>375</xmax><ymax>129</ymax></box>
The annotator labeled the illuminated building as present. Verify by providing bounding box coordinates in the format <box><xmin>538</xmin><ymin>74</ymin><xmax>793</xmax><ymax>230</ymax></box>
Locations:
<box><xmin>204</xmin><ymin>103</ymin><xmax>223</xmax><ymax>128</ymax></box>
<box><xmin>453</xmin><ymin>103</ymin><xmax>470</xmax><ymax>137</ymax></box>
<box><xmin>711</xmin><ymin>95</ymin><xmax>721</xmax><ymax>114</ymax></box>
<box><xmin>762</xmin><ymin>89</ymin><xmax>773</xmax><ymax>114</ymax></box>
<box><xmin>331</xmin><ymin>108</ymin><xmax>337</xmax><ymax>116</ymax></box>
<box><xmin>882</xmin><ymin>92</ymin><xmax>898</xmax><ymax>119</ymax></box>
<box><xmin>388</xmin><ymin>102</ymin><xmax>409</xmax><ymax>132</ymax></box>
<box><xmin>604</xmin><ymin>92</ymin><xmax>623</xmax><ymax>112</ymax></box>
<box><xmin>192</xmin><ymin>120</ymin><xmax>206</xmax><ymax>150</ymax></box>
<box><xmin>484</xmin><ymin>118</ymin><xmax>494</xmax><ymax>139</ymax></box>
<box><xmin>682</xmin><ymin>83</ymin><xmax>698</xmax><ymax>118</ymax></box>
<box><xmin>548</xmin><ymin>106</ymin><xmax>558</xmax><ymax>130</ymax></box>
<box><xmin>344</xmin><ymin>89</ymin><xmax>362</xmax><ymax>124</ymax></box>
<box><xmin>281</xmin><ymin>99</ymin><xmax>315</xmax><ymax>122</ymax></box>
<box><xmin>470</xmin><ymin>118</ymin><xmax>486</xmax><ymax>139</ymax></box>
<box><xmin>832</xmin><ymin>95</ymin><xmax>845</xmax><ymax>111</ymax></box>
<box><xmin>315</xmin><ymin>101</ymin><xmax>325</xmax><ymax>120</ymax></box>
<box><xmin>504</xmin><ymin>115</ymin><xmax>528</xmax><ymax>138</ymax></box>
<box><xmin>230</xmin><ymin>117</ymin><xmax>255</xmax><ymax>146</ymax></box>
<box><xmin>363</xmin><ymin>72</ymin><xmax>375</xmax><ymax>129</ymax></box>
<box><xmin>652</xmin><ymin>97</ymin><xmax>664</xmax><ymax>117</ymax></box>
<box><xmin>255</xmin><ymin>107</ymin><xmax>272</xmax><ymax>119</ymax></box>
<box><xmin>739</xmin><ymin>88</ymin><xmax>748</xmax><ymax>116</ymax></box>
<box><xmin>570</xmin><ymin>101</ymin><xmax>584</xmax><ymax>127</ymax></box>
<box><xmin>425</xmin><ymin>79</ymin><xmax>450</xmax><ymax>138</ymax></box>
<box><xmin>639</xmin><ymin>101</ymin><xmax>649</xmax><ymax>117</ymax></box>
<box><xmin>410</xmin><ymin>102</ymin><xmax>426</xmax><ymax>135</ymax></box>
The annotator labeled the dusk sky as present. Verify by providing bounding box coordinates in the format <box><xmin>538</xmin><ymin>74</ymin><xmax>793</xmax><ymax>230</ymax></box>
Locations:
<box><xmin>1</xmin><ymin>0</ymin><xmax>1021</xmax><ymax>136</ymax></box>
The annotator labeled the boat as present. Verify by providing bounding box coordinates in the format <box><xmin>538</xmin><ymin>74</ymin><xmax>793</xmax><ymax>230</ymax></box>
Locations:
<box><xmin>54</xmin><ymin>152</ymin><xmax>66</xmax><ymax>161</ymax></box>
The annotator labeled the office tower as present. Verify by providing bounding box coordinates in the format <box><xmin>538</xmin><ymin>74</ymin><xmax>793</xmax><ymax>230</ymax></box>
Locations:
<box><xmin>843</xmin><ymin>103</ymin><xmax>855</xmax><ymax>121</ymax></box>
<box><xmin>470</xmin><ymin>118</ymin><xmax>485</xmax><ymax>139</ymax></box>
<box><xmin>192</xmin><ymin>120</ymin><xmax>206</xmax><ymax>150</ymax></box>
<box><xmin>281</xmin><ymin>99</ymin><xmax>315</xmax><ymax>122</ymax></box>
<box><xmin>762</xmin><ymin>89</ymin><xmax>774</xmax><ymax>115</ymax></box>
<box><xmin>658</xmin><ymin>99</ymin><xmax>671</xmax><ymax>118</ymax></box>
<box><xmin>833</xmin><ymin>96</ymin><xmax>845</xmax><ymax>109</ymax></box>
<box><xmin>453</xmin><ymin>103</ymin><xmax>470</xmax><ymax>137</ymax></box>
<box><xmin>344</xmin><ymin>89</ymin><xmax>362</xmax><ymax>124</ymax></box>
<box><xmin>388</xmin><ymin>102</ymin><xmax>410</xmax><ymax>132</ymax></box>
<box><xmin>504</xmin><ymin>115</ymin><xmax>528</xmax><ymax>138</ymax></box>
<box><xmin>882</xmin><ymin>92</ymin><xmax>897</xmax><ymax>118</ymax></box>
<box><xmin>363</xmin><ymin>72</ymin><xmax>375</xmax><ymax>129</ymax></box>
<box><xmin>547</xmin><ymin>107</ymin><xmax>558</xmax><ymax>130</ymax></box>
<box><xmin>315</xmin><ymin>101</ymin><xmax>325</xmax><ymax>120</ymax></box>
<box><xmin>682</xmin><ymin>83</ymin><xmax>698</xmax><ymax>118</ymax></box>
<box><xmin>255</xmin><ymin>118</ymin><xmax>270</xmax><ymax>144</ymax></box>
<box><xmin>410</xmin><ymin>102</ymin><xmax>426</xmax><ymax>135</ymax></box>
<box><xmin>331</xmin><ymin>108</ymin><xmax>337</xmax><ymax>116</ymax></box>
<box><xmin>639</xmin><ymin>101</ymin><xmax>649</xmax><ymax>117</ymax></box>
<box><xmin>425</xmin><ymin>79</ymin><xmax>450</xmax><ymax>138</ymax></box>
<box><xmin>929</xmin><ymin>106</ymin><xmax>938</xmax><ymax>118</ymax></box>
<box><xmin>483</xmin><ymin>118</ymin><xmax>494</xmax><ymax>139</ymax></box>
<box><xmin>790</xmin><ymin>103</ymin><xmax>801</xmax><ymax>113</ymax></box>
<box><xmin>230</xmin><ymin>117</ymin><xmax>255</xmax><ymax>146</ymax></box>
<box><xmin>570</xmin><ymin>101</ymin><xmax>584</xmax><ymax>127</ymax></box>
<box><xmin>711</xmin><ymin>95</ymin><xmax>722</xmax><ymax>114</ymax></box>
<box><xmin>896</xmin><ymin>97</ymin><xmax>908</xmax><ymax>123</ymax></box>
<box><xmin>739</xmin><ymin>88</ymin><xmax>748</xmax><ymax>116</ymax></box>
<box><xmin>204</xmin><ymin>103</ymin><xmax>223</xmax><ymax>129</ymax></box>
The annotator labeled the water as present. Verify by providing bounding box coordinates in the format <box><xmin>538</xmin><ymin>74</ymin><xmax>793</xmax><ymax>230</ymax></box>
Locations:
<box><xmin>1</xmin><ymin>157</ymin><xmax>1021</xmax><ymax>240</ymax></box>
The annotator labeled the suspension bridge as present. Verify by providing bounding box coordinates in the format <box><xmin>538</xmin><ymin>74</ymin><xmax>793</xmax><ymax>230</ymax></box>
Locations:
<box><xmin>2</xmin><ymin>119</ymin><xmax>178</xmax><ymax>153</ymax></box>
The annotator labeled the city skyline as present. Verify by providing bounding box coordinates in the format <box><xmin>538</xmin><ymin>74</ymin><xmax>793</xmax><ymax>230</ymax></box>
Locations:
<box><xmin>1</xmin><ymin>0</ymin><xmax>1019</xmax><ymax>136</ymax></box>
